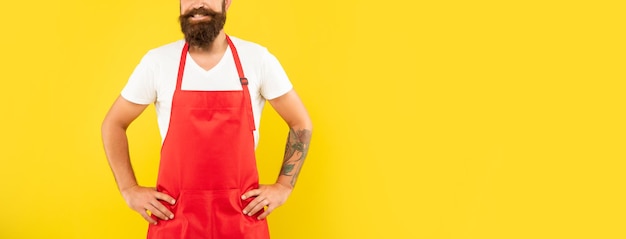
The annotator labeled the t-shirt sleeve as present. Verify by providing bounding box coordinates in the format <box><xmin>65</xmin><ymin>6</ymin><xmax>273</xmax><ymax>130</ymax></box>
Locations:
<box><xmin>259</xmin><ymin>49</ymin><xmax>293</xmax><ymax>100</ymax></box>
<box><xmin>121</xmin><ymin>52</ymin><xmax>157</xmax><ymax>105</ymax></box>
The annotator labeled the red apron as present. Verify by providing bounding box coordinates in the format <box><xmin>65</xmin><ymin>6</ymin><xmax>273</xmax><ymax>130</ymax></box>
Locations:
<box><xmin>147</xmin><ymin>36</ymin><xmax>270</xmax><ymax>239</ymax></box>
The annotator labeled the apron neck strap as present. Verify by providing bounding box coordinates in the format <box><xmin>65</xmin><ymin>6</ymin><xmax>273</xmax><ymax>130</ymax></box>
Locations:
<box><xmin>176</xmin><ymin>36</ymin><xmax>256</xmax><ymax>131</ymax></box>
<box><xmin>226</xmin><ymin>35</ymin><xmax>248</xmax><ymax>86</ymax></box>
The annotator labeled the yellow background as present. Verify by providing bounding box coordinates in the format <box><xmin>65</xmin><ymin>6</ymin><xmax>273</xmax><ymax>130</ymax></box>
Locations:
<box><xmin>1</xmin><ymin>0</ymin><xmax>625</xmax><ymax>238</ymax></box>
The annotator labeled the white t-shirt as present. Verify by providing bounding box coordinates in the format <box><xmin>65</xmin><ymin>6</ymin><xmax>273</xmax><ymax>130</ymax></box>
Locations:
<box><xmin>121</xmin><ymin>36</ymin><xmax>293</xmax><ymax>147</ymax></box>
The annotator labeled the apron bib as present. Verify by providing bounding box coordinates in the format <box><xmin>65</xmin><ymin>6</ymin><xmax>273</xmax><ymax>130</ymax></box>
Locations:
<box><xmin>147</xmin><ymin>36</ymin><xmax>269</xmax><ymax>239</ymax></box>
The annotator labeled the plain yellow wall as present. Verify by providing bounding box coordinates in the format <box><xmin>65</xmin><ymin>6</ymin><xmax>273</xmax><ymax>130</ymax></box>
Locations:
<box><xmin>1</xmin><ymin>0</ymin><xmax>625</xmax><ymax>238</ymax></box>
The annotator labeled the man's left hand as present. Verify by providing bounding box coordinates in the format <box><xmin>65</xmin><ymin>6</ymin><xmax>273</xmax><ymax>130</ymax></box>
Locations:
<box><xmin>241</xmin><ymin>183</ymin><xmax>293</xmax><ymax>220</ymax></box>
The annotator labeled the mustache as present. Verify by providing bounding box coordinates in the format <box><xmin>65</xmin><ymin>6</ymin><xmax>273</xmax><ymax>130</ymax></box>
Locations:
<box><xmin>180</xmin><ymin>7</ymin><xmax>220</xmax><ymax>19</ymax></box>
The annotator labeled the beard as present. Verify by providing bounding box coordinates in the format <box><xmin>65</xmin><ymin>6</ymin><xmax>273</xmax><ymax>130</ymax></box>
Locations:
<box><xmin>179</xmin><ymin>6</ymin><xmax>226</xmax><ymax>48</ymax></box>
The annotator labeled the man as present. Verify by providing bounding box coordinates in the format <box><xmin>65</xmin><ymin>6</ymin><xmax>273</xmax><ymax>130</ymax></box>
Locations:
<box><xmin>101</xmin><ymin>0</ymin><xmax>312</xmax><ymax>238</ymax></box>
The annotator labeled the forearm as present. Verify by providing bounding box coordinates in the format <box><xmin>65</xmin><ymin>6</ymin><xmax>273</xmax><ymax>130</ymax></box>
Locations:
<box><xmin>101</xmin><ymin>123</ymin><xmax>139</xmax><ymax>192</ymax></box>
<box><xmin>277</xmin><ymin>126</ymin><xmax>312</xmax><ymax>188</ymax></box>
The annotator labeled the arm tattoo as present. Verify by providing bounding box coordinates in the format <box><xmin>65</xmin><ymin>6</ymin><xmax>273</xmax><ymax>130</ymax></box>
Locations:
<box><xmin>280</xmin><ymin>128</ymin><xmax>312</xmax><ymax>187</ymax></box>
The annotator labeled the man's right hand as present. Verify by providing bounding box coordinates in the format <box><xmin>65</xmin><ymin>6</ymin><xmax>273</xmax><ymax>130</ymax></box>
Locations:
<box><xmin>121</xmin><ymin>185</ymin><xmax>176</xmax><ymax>225</ymax></box>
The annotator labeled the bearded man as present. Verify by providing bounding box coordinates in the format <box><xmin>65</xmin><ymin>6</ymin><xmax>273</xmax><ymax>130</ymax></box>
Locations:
<box><xmin>101</xmin><ymin>0</ymin><xmax>312</xmax><ymax>238</ymax></box>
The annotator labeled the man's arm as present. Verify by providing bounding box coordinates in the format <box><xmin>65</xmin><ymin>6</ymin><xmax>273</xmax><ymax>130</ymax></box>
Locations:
<box><xmin>101</xmin><ymin>96</ymin><xmax>175</xmax><ymax>224</ymax></box>
<box><xmin>270</xmin><ymin>90</ymin><xmax>313</xmax><ymax>189</ymax></box>
<box><xmin>242</xmin><ymin>89</ymin><xmax>313</xmax><ymax>220</ymax></box>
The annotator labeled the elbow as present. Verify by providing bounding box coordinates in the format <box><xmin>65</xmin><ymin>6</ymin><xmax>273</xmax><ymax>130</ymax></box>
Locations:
<box><xmin>288</xmin><ymin>116</ymin><xmax>313</xmax><ymax>132</ymax></box>
<box><xmin>101</xmin><ymin>118</ymin><xmax>115</xmax><ymax>140</ymax></box>
<box><xmin>101</xmin><ymin>116</ymin><xmax>129</xmax><ymax>139</ymax></box>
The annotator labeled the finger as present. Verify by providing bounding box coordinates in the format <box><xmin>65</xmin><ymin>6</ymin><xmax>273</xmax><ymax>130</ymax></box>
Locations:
<box><xmin>146</xmin><ymin>203</ymin><xmax>170</xmax><ymax>221</ymax></box>
<box><xmin>257</xmin><ymin>204</ymin><xmax>275</xmax><ymax>220</ymax></box>
<box><xmin>247</xmin><ymin>198</ymin><xmax>269</xmax><ymax>216</ymax></box>
<box><xmin>155</xmin><ymin>191</ymin><xmax>176</xmax><ymax>205</ymax></box>
<box><xmin>139</xmin><ymin>209</ymin><xmax>158</xmax><ymax>225</ymax></box>
<box><xmin>151</xmin><ymin>200</ymin><xmax>175</xmax><ymax>219</ymax></box>
<box><xmin>243</xmin><ymin>196</ymin><xmax>264</xmax><ymax>214</ymax></box>
<box><xmin>241</xmin><ymin>189</ymin><xmax>262</xmax><ymax>200</ymax></box>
